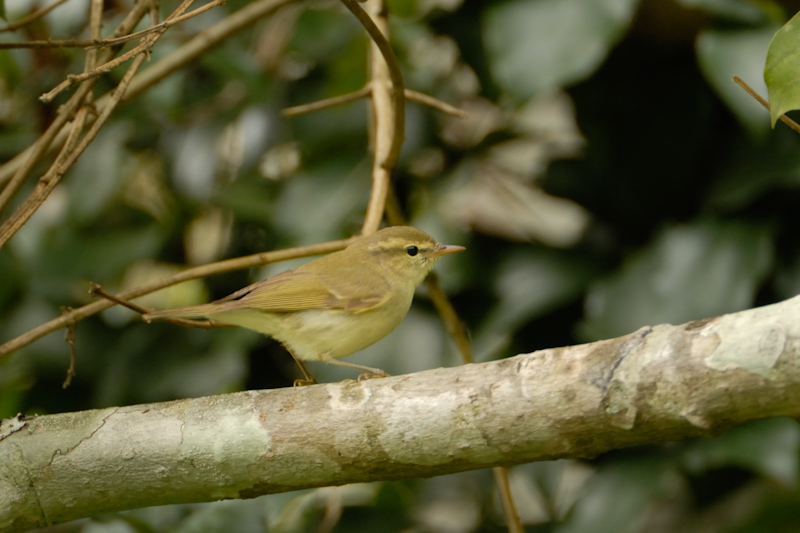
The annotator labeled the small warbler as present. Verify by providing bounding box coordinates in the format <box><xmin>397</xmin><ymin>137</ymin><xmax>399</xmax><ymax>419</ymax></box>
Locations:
<box><xmin>143</xmin><ymin>226</ymin><xmax>464</xmax><ymax>384</ymax></box>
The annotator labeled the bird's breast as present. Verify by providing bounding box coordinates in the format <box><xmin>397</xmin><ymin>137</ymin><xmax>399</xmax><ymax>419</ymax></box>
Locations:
<box><xmin>278</xmin><ymin>294</ymin><xmax>413</xmax><ymax>361</ymax></box>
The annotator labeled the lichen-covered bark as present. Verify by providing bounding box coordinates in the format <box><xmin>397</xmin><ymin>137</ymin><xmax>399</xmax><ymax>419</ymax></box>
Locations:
<box><xmin>3</xmin><ymin>295</ymin><xmax>800</xmax><ymax>532</ymax></box>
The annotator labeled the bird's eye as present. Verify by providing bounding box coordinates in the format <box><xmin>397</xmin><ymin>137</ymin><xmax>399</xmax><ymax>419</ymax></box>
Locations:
<box><xmin>405</xmin><ymin>245</ymin><xmax>419</xmax><ymax>257</ymax></box>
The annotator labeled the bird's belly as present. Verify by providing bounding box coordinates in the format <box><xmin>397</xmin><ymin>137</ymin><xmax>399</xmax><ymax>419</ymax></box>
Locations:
<box><xmin>279</xmin><ymin>308</ymin><xmax>405</xmax><ymax>362</ymax></box>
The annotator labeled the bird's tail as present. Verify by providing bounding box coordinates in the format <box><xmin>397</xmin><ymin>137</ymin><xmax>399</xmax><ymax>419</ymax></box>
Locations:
<box><xmin>142</xmin><ymin>303</ymin><xmax>221</xmax><ymax>323</ymax></box>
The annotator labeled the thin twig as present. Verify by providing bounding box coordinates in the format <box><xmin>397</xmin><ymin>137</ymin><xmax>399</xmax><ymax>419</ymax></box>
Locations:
<box><xmin>406</xmin><ymin>89</ymin><xmax>467</xmax><ymax>117</ymax></box>
<box><xmin>93</xmin><ymin>0</ymin><xmax>226</xmax><ymax>48</ymax></box>
<box><xmin>0</xmin><ymin>238</ymin><xmax>355</xmax><ymax>358</ymax></box>
<box><xmin>0</xmin><ymin>0</ymin><xmax>151</xmax><ymax>202</ymax></box>
<box><xmin>39</xmin><ymin>0</ymin><xmax>198</xmax><ymax>103</ymax></box>
<box><xmin>0</xmin><ymin>39</ymin><xmax>109</xmax><ymax>50</ymax></box>
<box><xmin>493</xmin><ymin>467</ymin><xmax>523</xmax><ymax>533</ymax></box>
<box><xmin>0</xmin><ymin>53</ymin><xmax>148</xmax><ymax>250</ymax></box>
<box><xmin>424</xmin><ymin>273</ymin><xmax>473</xmax><ymax>362</ymax></box>
<box><xmin>282</xmin><ymin>86</ymin><xmax>372</xmax><ymax>116</ymax></box>
<box><xmin>0</xmin><ymin>0</ymin><xmax>169</xmax><ymax>250</ymax></box>
<box><xmin>0</xmin><ymin>0</ymin><xmax>224</xmax><ymax>51</ymax></box>
<box><xmin>0</xmin><ymin>0</ymin><xmax>293</xmax><ymax>188</ymax></box>
<box><xmin>88</xmin><ymin>283</ymin><xmax>217</xmax><ymax>329</ymax></box>
<box><xmin>282</xmin><ymin>86</ymin><xmax>466</xmax><ymax>118</ymax></box>
<box><xmin>733</xmin><ymin>75</ymin><xmax>800</xmax><ymax>135</ymax></box>
<box><xmin>0</xmin><ymin>81</ymin><xmax>96</xmax><ymax>216</ymax></box>
<box><xmin>0</xmin><ymin>0</ymin><xmax>71</xmax><ymax>33</ymax></box>
<box><xmin>39</xmin><ymin>39</ymin><xmax>154</xmax><ymax>102</ymax></box>
<box><xmin>87</xmin><ymin>0</ymin><xmax>104</xmax><ymax>64</ymax></box>
<box><xmin>61</xmin><ymin>307</ymin><xmax>78</xmax><ymax>389</ymax></box>
<box><xmin>89</xmin><ymin>283</ymin><xmax>155</xmax><ymax>314</ymax></box>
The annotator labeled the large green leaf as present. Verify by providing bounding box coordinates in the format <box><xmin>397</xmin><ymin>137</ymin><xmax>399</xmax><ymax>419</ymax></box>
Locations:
<box><xmin>483</xmin><ymin>0</ymin><xmax>640</xmax><ymax>100</ymax></box>
<box><xmin>559</xmin><ymin>458</ymin><xmax>680</xmax><ymax>533</ymax></box>
<box><xmin>579</xmin><ymin>220</ymin><xmax>773</xmax><ymax>341</ymax></box>
<box><xmin>682</xmin><ymin>418</ymin><xmax>800</xmax><ymax>486</ymax></box>
<box><xmin>675</xmin><ymin>0</ymin><xmax>777</xmax><ymax>24</ymax></box>
<box><xmin>707</xmin><ymin>127</ymin><xmax>800</xmax><ymax>211</ymax></box>
<box><xmin>764</xmin><ymin>11</ymin><xmax>800</xmax><ymax>127</ymax></box>
<box><xmin>696</xmin><ymin>27</ymin><xmax>776</xmax><ymax>137</ymax></box>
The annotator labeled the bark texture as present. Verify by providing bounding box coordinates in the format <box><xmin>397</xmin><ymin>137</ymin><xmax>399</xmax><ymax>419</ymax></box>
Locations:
<box><xmin>3</xmin><ymin>295</ymin><xmax>800</xmax><ymax>532</ymax></box>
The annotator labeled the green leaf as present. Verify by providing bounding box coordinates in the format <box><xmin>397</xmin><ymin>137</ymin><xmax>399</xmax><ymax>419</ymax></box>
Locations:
<box><xmin>483</xmin><ymin>0</ymin><xmax>639</xmax><ymax>100</ymax></box>
<box><xmin>765</xmin><ymin>11</ymin><xmax>800</xmax><ymax>127</ymax></box>
<box><xmin>0</xmin><ymin>0</ymin><xmax>5</xmax><ymax>21</ymax></box>
<box><xmin>560</xmin><ymin>458</ymin><xmax>680</xmax><ymax>533</ymax></box>
<box><xmin>579</xmin><ymin>220</ymin><xmax>773</xmax><ymax>341</ymax></box>
<box><xmin>707</xmin><ymin>127</ymin><xmax>800</xmax><ymax>211</ymax></box>
<box><xmin>474</xmin><ymin>249</ymin><xmax>597</xmax><ymax>360</ymax></box>
<box><xmin>675</xmin><ymin>0</ymin><xmax>778</xmax><ymax>24</ymax></box>
<box><xmin>682</xmin><ymin>418</ymin><xmax>800</xmax><ymax>486</ymax></box>
<box><xmin>697</xmin><ymin>27</ymin><xmax>776</xmax><ymax>137</ymax></box>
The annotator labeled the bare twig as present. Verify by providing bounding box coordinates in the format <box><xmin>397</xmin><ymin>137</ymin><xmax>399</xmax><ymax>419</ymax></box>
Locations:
<box><xmin>0</xmin><ymin>82</ymin><xmax>96</xmax><ymax>216</ymax></box>
<box><xmin>0</xmin><ymin>0</ymin><xmax>172</xmax><ymax>250</ymax></box>
<box><xmin>424</xmin><ymin>273</ymin><xmax>473</xmax><ymax>362</ymax></box>
<box><xmin>0</xmin><ymin>39</ymin><xmax>103</xmax><ymax>50</ymax></box>
<box><xmin>282</xmin><ymin>86</ymin><xmax>466</xmax><ymax>118</ymax></box>
<box><xmin>0</xmin><ymin>53</ymin><xmax>148</xmax><ymax>249</ymax></box>
<box><xmin>90</xmin><ymin>0</ymin><xmax>226</xmax><ymax>48</ymax></box>
<box><xmin>405</xmin><ymin>89</ymin><xmax>467</xmax><ymax>117</ymax></box>
<box><xmin>733</xmin><ymin>75</ymin><xmax>800</xmax><ymax>135</ymax></box>
<box><xmin>0</xmin><ymin>0</ymin><xmax>71</xmax><ymax>33</ymax></box>
<box><xmin>88</xmin><ymin>283</ymin><xmax>217</xmax><ymax>329</ymax></box>
<box><xmin>0</xmin><ymin>0</ymin><xmax>225</xmax><ymax>51</ymax></box>
<box><xmin>61</xmin><ymin>307</ymin><xmax>78</xmax><ymax>389</ymax></box>
<box><xmin>39</xmin><ymin>0</ymin><xmax>198</xmax><ymax>103</ymax></box>
<box><xmin>0</xmin><ymin>0</ymin><xmax>294</xmax><ymax>188</ymax></box>
<box><xmin>282</xmin><ymin>86</ymin><xmax>372</xmax><ymax>116</ymax></box>
<box><xmin>0</xmin><ymin>0</ymin><xmax>152</xmax><ymax>204</ymax></box>
<box><xmin>0</xmin><ymin>239</ymin><xmax>355</xmax><ymax>358</ymax></box>
<box><xmin>89</xmin><ymin>283</ymin><xmax>155</xmax><ymax>315</ymax></box>
<box><xmin>493</xmin><ymin>467</ymin><xmax>523</xmax><ymax>533</ymax></box>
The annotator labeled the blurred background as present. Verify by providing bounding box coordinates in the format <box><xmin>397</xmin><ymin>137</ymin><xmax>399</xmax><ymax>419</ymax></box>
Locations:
<box><xmin>2</xmin><ymin>0</ymin><xmax>800</xmax><ymax>530</ymax></box>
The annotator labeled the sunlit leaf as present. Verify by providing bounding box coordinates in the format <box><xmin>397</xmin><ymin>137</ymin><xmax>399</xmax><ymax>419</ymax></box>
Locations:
<box><xmin>765</xmin><ymin>11</ymin><xmax>800</xmax><ymax>127</ymax></box>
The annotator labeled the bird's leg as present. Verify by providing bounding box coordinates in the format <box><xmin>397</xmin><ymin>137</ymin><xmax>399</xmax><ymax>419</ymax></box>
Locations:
<box><xmin>318</xmin><ymin>353</ymin><xmax>390</xmax><ymax>380</ymax></box>
<box><xmin>282</xmin><ymin>346</ymin><xmax>318</xmax><ymax>387</ymax></box>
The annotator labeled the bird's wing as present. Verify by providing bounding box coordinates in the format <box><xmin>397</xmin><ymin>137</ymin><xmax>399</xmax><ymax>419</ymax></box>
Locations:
<box><xmin>214</xmin><ymin>269</ymin><xmax>387</xmax><ymax>312</ymax></box>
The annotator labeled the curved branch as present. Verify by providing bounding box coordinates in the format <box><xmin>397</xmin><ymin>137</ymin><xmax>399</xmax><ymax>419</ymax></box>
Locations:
<box><xmin>0</xmin><ymin>0</ymin><xmax>71</xmax><ymax>33</ymax></box>
<box><xmin>339</xmin><ymin>0</ymin><xmax>405</xmax><ymax>235</ymax></box>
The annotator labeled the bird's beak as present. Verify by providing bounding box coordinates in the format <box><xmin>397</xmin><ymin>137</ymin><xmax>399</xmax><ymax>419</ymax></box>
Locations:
<box><xmin>434</xmin><ymin>243</ymin><xmax>466</xmax><ymax>257</ymax></box>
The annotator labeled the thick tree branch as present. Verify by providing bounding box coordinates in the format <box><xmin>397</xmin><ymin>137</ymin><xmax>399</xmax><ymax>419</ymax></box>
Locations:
<box><xmin>3</xmin><ymin>295</ymin><xmax>800</xmax><ymax>531</ymax></box>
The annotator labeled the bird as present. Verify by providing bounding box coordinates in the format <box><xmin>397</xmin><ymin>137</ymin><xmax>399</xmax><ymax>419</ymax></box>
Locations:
<box><xmin>142</xmin><ymin>226</ymin><xmax>465</xmax><ymax>385</ymax></box>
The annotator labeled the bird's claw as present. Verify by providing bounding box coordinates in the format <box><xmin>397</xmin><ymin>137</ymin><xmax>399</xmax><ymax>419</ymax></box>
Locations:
<box><xmin>356</xmin><ymin>371</ymin><xmax>390</xmax><ymax>381</ymax></box>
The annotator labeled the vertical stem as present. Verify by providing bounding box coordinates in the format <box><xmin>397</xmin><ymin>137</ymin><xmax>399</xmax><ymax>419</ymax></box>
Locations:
<box><xmin>339</xmin><ymin>0</ymin><xmax>405</xmax><ymax>235</ymax></box>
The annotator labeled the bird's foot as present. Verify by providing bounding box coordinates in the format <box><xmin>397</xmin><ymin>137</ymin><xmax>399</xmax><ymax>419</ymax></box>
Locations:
<box><xmin>356</xmin><ymin>370</ymin><xmax>390</xmax><ymax>381</ymax></box>
<box><xmin>293</xmin><ymin>377</ymin><xmax>318</xmax><ymax>387</ymax></box>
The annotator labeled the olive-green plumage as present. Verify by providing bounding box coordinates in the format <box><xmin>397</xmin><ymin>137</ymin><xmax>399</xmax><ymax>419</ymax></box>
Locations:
<box><xmin>143</xmin><ymin>226</ymin><xmax>464</xmax><ymax>383</ymax></box>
